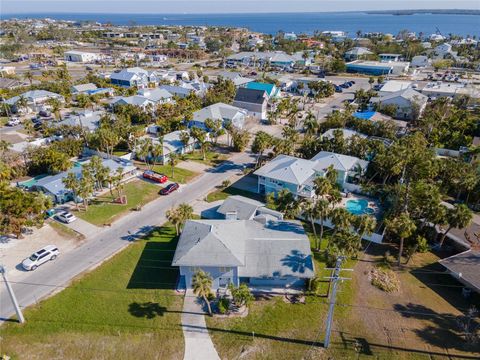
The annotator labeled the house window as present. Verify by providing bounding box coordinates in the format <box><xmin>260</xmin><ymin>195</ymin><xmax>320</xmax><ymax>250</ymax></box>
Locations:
<box><xmin>219</xmin><ymin>267</ymin><xmax>231</xmax><ymax>273</ymax></box>
<box><xmin>190</xmin><ymin>267</ymin><xmax>200</xmax><ymax>273</ymax></box>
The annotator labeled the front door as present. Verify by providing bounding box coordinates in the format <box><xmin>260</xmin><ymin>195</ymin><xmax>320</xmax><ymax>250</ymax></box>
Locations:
<box><xmin>218</xmin><ymin>277</ymin><xmax>231</xmax><ymax>288</ymax></box>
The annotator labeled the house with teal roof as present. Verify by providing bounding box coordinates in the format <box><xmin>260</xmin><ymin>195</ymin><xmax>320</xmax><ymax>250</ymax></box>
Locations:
<box><xmin>246</xmin><ymin>82</ymin><xmax>280</xmax><ymax>98</ymax></box>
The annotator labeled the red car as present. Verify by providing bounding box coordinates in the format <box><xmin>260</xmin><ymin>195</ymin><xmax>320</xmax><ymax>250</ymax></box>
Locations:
<box><xmin>159</xmin><ymin>183</ymin><xmax>179</xmax><ymax>195</ymax></box>
<box><xmin>143</xmin><ymin>170</ymin><xmax>168</xmax><ymax>184</ymax></box>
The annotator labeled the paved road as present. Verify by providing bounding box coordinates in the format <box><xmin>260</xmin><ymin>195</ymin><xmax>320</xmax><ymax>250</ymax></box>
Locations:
<box><xmin>0</xmin><ymin>152</ymin><xmax>255</xmax><ymax>322</ymax></box>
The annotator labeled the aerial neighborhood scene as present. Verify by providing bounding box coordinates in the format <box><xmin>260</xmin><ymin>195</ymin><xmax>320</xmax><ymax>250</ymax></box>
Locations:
<box><xmin>1</xmin><ymin>0</ymin><xmax>480</xmax><ymax>359</ymax></box>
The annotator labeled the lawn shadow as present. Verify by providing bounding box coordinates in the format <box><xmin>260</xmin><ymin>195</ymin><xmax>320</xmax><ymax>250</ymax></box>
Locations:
<box><xmin>128</xmin><ymin>302</ymin><xmax>167</xmax><ymax>319</ymax></box>
<box><xmin>126</xmin><ymin>228</ymin><xmax>179</xmax><ymax>290</ymax></box>
<box><xmin>410</xmin><ymin>259</ymin><xmax>480</xmax><ymax>314</ymax></box>
<box><xmin>337</xmin><ymin>330</ymin><xmax>480</xmax><ymax>359</ymax></box>
<box><xmin>393</xmin><ymin>302</ymin><xmax>480</xmax><ymax>353</ymax></box>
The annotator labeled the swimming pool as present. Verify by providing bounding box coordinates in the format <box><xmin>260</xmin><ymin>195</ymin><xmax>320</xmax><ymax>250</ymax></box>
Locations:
<box><xmin>345</xmin><ymin>199</ymin><xmax>370</xmax><ymax>215</ymax></box>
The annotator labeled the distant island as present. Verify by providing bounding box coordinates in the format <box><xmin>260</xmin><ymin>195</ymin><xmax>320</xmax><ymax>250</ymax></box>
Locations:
<box><xmin>366</xmin><ymin>9</ymin><xmax>480</xmax><ymax>16</ymax></box>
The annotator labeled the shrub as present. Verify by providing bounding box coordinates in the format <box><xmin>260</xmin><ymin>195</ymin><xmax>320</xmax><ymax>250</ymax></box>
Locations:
<box><xmin>370</xmin><ymin>266</ymin><xmax>400</xmax><ymax>292</ymax></box>
<box><xmin>221</xmin><ymin>180</ymin><xmax>231</xmax><ymax>189</ymax></box>
<box><xmin>218</xmin><ymin>297</ymin><xmax>230</xmax><ymax>314</ymax></box>
<box><xmin>416</xmin><ymin>235</ymin><xmax>430</xmax><ymax>253</ymax></box>
<box><xmin>229</xmin><ymin>283</ymin><xmax>254</xmax><ymax>307</ymax></box>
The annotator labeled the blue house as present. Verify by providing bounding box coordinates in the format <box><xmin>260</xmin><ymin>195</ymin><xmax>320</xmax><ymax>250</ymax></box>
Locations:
<box><xmin>246</xmin><ymin>82</ymin><xmax>280</xmax><ymax>98</ymax></box>
<box><xmin>172</xmin><ymin>218</ymin><xmax>314</xmax><ymax>289</ymax></box>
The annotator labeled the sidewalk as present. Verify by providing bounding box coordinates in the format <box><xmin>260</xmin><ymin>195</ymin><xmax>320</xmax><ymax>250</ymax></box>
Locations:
<box><xmin>181</xmin><ymin>289</ymin><xmax>220</xmax><ymax>360</ymax></box>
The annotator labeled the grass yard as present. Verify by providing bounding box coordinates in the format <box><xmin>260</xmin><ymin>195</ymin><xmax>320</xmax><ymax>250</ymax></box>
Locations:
<box><xmin>183</xmin><ymin>150</ymin><xmax>229</xmax><ymax>167</ymax></box>
<box><xmin>151</xmin><ymin>164</ymin><xmax>198</xmax><ymax>184</ymax></box>
<box><xmin>49</xmin><ymin>220</ymin><xmax>85</xmax><ymax>240</ymax></box>
<box><xmin>206</xmin><ymin>185</ymin><xmax>265</xmax><ymax>203</ymax></box>
<box><xmin>0</xmin><ymin>225</ymin><xmax>184</xmax><ymax>360</ymax></box>
<box><xmin>77</xmin><ymin>180</ymin><xmax>159</xmax><ymax>226</ymax></box>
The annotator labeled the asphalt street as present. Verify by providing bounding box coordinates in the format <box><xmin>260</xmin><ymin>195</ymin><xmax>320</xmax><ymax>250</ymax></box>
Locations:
<box><xmin>0</xmin><ymin>151</ymin><xmax>255</xmax><ymax>322</ymax></box>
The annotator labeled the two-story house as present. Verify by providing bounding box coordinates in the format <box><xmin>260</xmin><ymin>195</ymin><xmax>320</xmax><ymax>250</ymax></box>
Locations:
<box><xmin>254</xmin><ymin>151</ymin><xmax>369</xmax><ymax>197</ymax></box>
<box><xmin>110</xmin><ymin>67</ymin><xmax>158</xmax><ymax>88</ymax></box>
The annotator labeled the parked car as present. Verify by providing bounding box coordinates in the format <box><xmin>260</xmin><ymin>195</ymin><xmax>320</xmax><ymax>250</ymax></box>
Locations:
<box><xmin>334</xmin><ymin>86</ymin><xmax>343</xmax><ymax>93</ymax></box>
<box><xmin>143</xmin><ymin>170</ymin><xmax>168</xmax><ymax>184</ymax></box>
<box><xmin>159</xmin><ymin>183</ymin><xmax>179</xmax><ymax>195</ymax></box>
<box><xmin>22</xmin><ymin>245</ymin><xmax>59</xmax><ymax>271</ymax></box>
<box><xmin>56</xmin><ymin>211</ymin><xmax>77</xmax><ymax>223</ymax></box>
<box><xmin>29</xmin><ymin>63</ymin><xmax>41</xmax><ymax>69</ymax></box>
<box><xmin>31</xmin><ymin>116</ymin><xmax>42</xmax><ymax>124</ymax></box>
<box><xmin>39</xmin><ymin>110</ymin><xmax>52</xmax><ymax>117</ymax></box>
<box><xmin>7</xmin><ymin>117</ymin><xmax>20</xmax><ymax>126</ymax></box>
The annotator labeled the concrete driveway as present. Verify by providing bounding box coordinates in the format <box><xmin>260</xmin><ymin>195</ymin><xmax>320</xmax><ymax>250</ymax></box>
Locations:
<box><xmin>181</xmin><ymin>290</ymin><xmax>220</xmax><ymax>360</ymax></box>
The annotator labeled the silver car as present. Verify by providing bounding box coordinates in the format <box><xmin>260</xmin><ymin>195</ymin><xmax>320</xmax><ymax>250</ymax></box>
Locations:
<box><xmin>22</xmin><ymin>245</ymin><xmax>59</xmax><ymax>271</ymax></box>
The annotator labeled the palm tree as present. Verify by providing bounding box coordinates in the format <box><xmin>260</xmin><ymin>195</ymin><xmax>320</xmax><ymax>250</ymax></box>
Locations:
<box><xmin>192</xmin><ymin>270</ymin><xmax>213</xmax><ymax>316</ymax></box>
<box><xmin>166</xmin><ymin>207</ymin><xmax>182</xmax><ymax>235</ymax></box>
<box><xmin>303</xmin><ymin>111</ymin><xmax>318</xmax><ymax>136</ymax></box>
<box><xmin>386</xmin><ymin>213</ymin><xmax>417</xmax><ymax>266</ymax></box>
<box><xmin>301</xmin><ymin>199</ymin><xmax>324</xmax><ymax>250</ymax></box>
<box><xmin>168</xmin><ymin>152</ymin><xmax>178</xmax><ymax>178</ymax></box>
<box><xmin>150</xmin><ymin>141</ymin><xmax>163</xmax><ymax>169</ymax></box>
<box><xmin>438</xmin><ymin>204</ymin><xmax>473</xmax><ymax>247</ymax></box>
<box><xmin>46</xmin><ymin>97</ymin><xmax>62</xmax><ymax>121</ymax></box>
<box><xmin>331</xmin><ymin>207</ymin><xmax>353</xmax><ymax>236</ymax></box>
<box><xmin>136</xmin><ymin>138</ymin><xmax>153</xmax><ymax>168</ymax></box>
<box><xmin>179</xmin><ymin>131</ymin><xmax>191</xmax><ymax>151</ymax></box>
<box><xmin>62</xmin><ymin>172</ymin><xmax>80</xmax><ymax>211</ymax></box>
<box><xmin>354</xmin><ymin>215</ymin><xmax>377</xmax><ymax>241</ymax></box>
<box><xmin>178</xmin><ymin>203</ymin><xmax>193</xmax><ymax>232</ymax></box>
<box><xmin>24</xmin><ymin>70</ymin><xmax>34</xmax><ymax>86</ymax></box>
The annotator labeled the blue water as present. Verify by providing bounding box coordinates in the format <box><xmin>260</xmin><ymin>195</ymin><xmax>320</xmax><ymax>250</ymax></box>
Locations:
<box><xmin>3</xmin><ymin>12</ymin><xmax>480</xmax><ymax>37</ymax></box>
<box><xmin>345</xmin><ymin>199</ymin><xmax>370</xmax><ymax>215</ymax></box>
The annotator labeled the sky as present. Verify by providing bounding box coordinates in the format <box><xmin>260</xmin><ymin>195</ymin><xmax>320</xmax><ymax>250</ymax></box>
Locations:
<box><xmin>2</xmin><ymin>0</ymin><xmax>480</xmax><ymax>14</ymax></box>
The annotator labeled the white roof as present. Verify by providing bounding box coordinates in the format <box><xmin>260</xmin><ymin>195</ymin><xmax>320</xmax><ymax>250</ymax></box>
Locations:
<box><xmin>321</xmin><ymin>128</ymin><xmax>367</xmax><ymax>141</ymax></box>
<box><xmin>193</xmin><ymin>103</ymin><xmax>246</xmax><ymax>123</ymax></box>
<box><xmin>254</xmin><ymin>155</ymin><xmax>316</xmax><ymax>185</ymax></box>
<box><xmin>379</xmin><ymin>80</ymin><xmax>412</xmax><ymax>93</ymax></box>
<box><xmin>311</xmin><ymin>151</ymin><xmax>369</xmax><ymax>173</ymax></box>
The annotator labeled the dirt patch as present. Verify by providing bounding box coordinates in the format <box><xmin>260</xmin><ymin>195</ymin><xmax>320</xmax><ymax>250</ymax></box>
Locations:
<box><xmin>343</xmin><ymin>244</ymin><xmax>480</xmax><ymax>358</ymax></box>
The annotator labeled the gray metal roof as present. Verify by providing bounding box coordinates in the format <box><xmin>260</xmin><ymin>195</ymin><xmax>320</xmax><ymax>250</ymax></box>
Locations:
<box><xmin>6</xmin><ymin>90</ymin><xmax>64</xmax><ymax>105</ymax></box>
<box><xmin>137</xmin><ymin>88</ymin><xmax>173</xmax><ymax>102</ymax></box>
<box><xmin>234</xmin><ymin>87</ymin><xmax>267</xmax><ymax>105</ymax></box>
<box><xmin>254</xmin><ymin>154</ymin><xmax>316</xmax><ymax>185</ymax></box>
<box><xmin>172</xmin><ymin>219</ymin><xmax>314</xmax><ymax>279</ymax></box>
<box><xmin>439</xmin><ymin>250</ymin><xmax>480</xmax><ymax>293</ymax></box>
<box><xmin>193</xmin><ymin>102</ymin><xmax>246</xmax><ymax>124</ymax></box>
<box><xmin>71</xmin><ymin>83</ymin><xmax>97</xmax><ymax>93</ymax></box>
<box><xmin>311</xmin><ymin>151</ymin><xmax>369</xmax><ymax>173</ymax></box>
<box><xmin>217</xmin><ymin>195</ymin><xmax>265</xmax><ymax>220</ymax></box>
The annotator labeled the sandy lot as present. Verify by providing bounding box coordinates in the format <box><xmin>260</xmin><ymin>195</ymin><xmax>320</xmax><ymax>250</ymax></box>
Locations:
<box><xmin>0</xmin><ymin>221</ymin><xmax>85</xmax><ymax>280</ymax></box>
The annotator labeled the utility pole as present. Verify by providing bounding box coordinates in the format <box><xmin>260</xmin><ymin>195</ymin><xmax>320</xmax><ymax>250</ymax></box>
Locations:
<box><xmin>323</xmin><ymin>256</ymin><xmax>351</xmax><ymax>348</ymax></box>
<box><xmin>0</xmin><ymin>265</ymin><xmax>25</xmax><ymax>323</ymax></box>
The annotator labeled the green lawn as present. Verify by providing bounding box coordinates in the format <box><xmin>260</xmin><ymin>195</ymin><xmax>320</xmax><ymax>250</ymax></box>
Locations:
<box><xmin>206</xmin><ymin>185</ymin><xmax>265</xmax><ymax>203</ymax></box>
<box><xmin>1</xmin><ymin>226</ymin><xmax>184</xmax><ymax>360</ymax></box>
<box><xmin>77</xmin><ymin>180</ymin><xmax>159</xmax><ymax>225</ymax></box>
<box><xmin>151</xmin><ymin>164</ymin><xmax>198</xmax><ymax>184</ymax></box>
<box><xmin>183</xmin><ymin>150</ymin><xmax>228</xmax><ymax>167</ymax></box>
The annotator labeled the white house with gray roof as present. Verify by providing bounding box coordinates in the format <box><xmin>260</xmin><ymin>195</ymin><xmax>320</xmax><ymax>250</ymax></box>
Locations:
<box><xmin>172</xmin><ymin>218</ymin><xmax>314</xmax><ymax>289</ymax></box>
<box><xmin>190</xmin><ymin>102</ymin><xmax>247</xmax><ymax>130</ymax></box>
<box><xmin>5</xmin><ymin>90</ymin><xmax>65</xmax><ymax>113</ymax></box>
<box><xmin>370</xmin><ymin>88</ymin><xmax>428</xmax><ymax>120</ymax></box>
<box><xmin>109</xmin><ymin>67</ymin><xmax>157</xmax><ymax>88</ymax></box>
<box><xmin>255</xmin><ymin>151</ymin><xmax>369</xmax><ymax>197</ymax></box>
